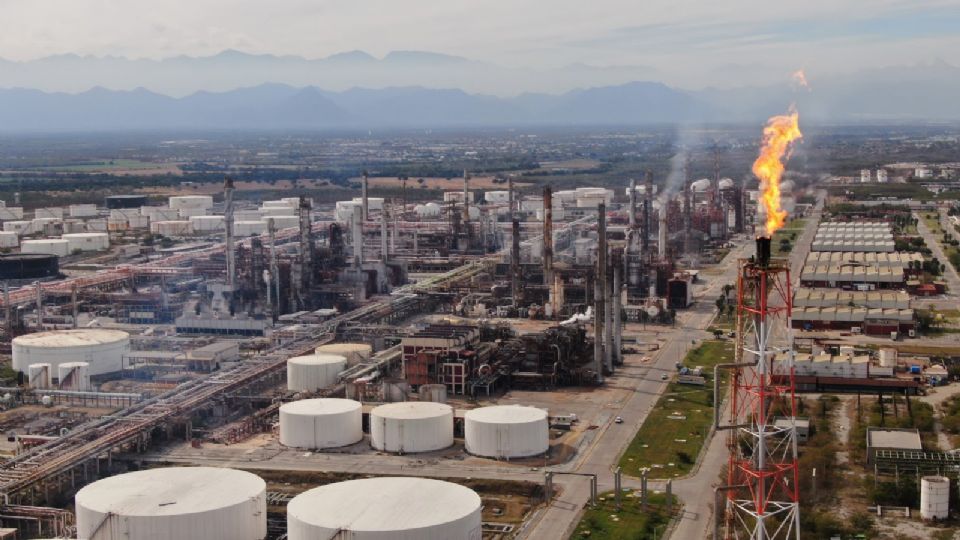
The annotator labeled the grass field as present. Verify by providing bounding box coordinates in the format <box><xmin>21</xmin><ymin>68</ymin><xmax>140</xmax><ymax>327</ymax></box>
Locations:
<box><xmin>573</xmin><ymin>491</ymin><xmax>677</xmax><ymax>540</ymax></box>
<box><xmin>619</xmin><ymin>340</ymin><xmax>735</xmax><ymax>479</ymax></box>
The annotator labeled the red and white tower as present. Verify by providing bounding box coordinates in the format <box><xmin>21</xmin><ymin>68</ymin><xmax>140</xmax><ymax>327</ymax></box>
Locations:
<box><xmin>723</xmin><ymin>237</ymin><xmax>800</xmax><ymax>539</ymax></box>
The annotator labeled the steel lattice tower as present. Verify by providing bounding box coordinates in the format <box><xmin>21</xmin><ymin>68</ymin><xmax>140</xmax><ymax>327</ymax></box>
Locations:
<box><xmin>723</xmin><ymin>237</ymin><xmax>800</xmax><ymax>539</ymax></box>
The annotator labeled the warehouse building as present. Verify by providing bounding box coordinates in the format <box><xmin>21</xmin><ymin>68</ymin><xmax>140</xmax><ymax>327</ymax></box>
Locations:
<box><xmin>792</xmin><ymin>306</ymin><xmax>915</xmax><ymax>336</ymax></box>
<box><xmin>811</xmin><ymin>222</ymin><xmax>894</xmax><ymax>252</ymax></box>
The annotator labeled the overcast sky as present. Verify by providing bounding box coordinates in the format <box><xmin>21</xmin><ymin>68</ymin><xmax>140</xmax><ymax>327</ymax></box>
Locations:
<box><xmin>1</xmin><ymin>0</ymin><xmax>958</xmax><ymax>87</ymax></box>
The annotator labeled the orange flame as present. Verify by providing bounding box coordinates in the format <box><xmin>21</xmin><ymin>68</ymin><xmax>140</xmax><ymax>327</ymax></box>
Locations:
<box><xmin>752</xmin><ymin>109</ymin><xmax>802</xmax><ymax>236</ymax></box>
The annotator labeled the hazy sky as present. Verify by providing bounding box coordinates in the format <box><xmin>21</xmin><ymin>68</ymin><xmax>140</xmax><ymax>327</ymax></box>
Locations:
<box><xmin>1</xmin><ymin>0</ymin><xmax>958</xmax><ymax>86</ymax></box>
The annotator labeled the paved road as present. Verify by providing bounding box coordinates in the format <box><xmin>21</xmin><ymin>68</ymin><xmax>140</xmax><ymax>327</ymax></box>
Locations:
<box><xmin>915</xmin><ymin>208</ymin><xmax>960</xmax><ymax>294</ymax></box>
<box><xmin>520</xmin><ymin>238</ymin><xmax>754</xmax><ymax>540</ymax></box>
<box><xmin>666</xmin><ymin>194</ymin><xmax>823</xmax><ymax>540</ymax></box>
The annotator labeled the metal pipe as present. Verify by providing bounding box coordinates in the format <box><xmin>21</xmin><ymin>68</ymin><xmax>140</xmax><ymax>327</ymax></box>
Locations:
<box><xmin>658</xmin><ymin>204</ymin><xmax>668</xmax><ymax>260</ymax></box>
<box><xmin>462</xmin><ymin>170</ymin><xmax>470</xmax><ymax>224</ymax></box>
<box><xmin>643</xmin><ymin>171</ymin><xmax>653</xmax><ymax>254</ymax></box>
<box><xmin>268</xmin><ymin>218</ymin><xmax>280</xmax><ymax>324</ymax></box>
<box><xmin>381</xmin><ymin>204</ymin><xmax>389</xmax><ymax>262</ymax></box>
<box><xmin>629</xmin><ymin>178</ymin><xmax>637</xmax><ymax>229</ymax></box>
<box><xmin>614</xmin><ymin>264</ymin><xmax>622</xmax><ymax>365</ymax></box>
<box><xmin>224</xmin><ymin>177</ymin><xmax>236</xmax><ymax>291</ymax></box>
<box><xmin>361</xmin><ymin>170</ymin><xmax>369</xmax><ymax>221</ymax></box>
<box><xmin>511</xmin><ymin>219</ymin><xmax>521</xmax><ymax>307</ymax></box>
<box><xmin>543</xmin><ymin>185</ymin><xmax>553</xmax><ymax>287</ymax></box>
<box><xmin>352</xmin><ymin>205</ymin><xmax>364</xmax><ymax>266</ymax></box>
<box><xmin>299</xmin><ymin>196</ymin><xmax>313</xmax><ymax>296</ymax></box>
<box><xmin>593</xmin><ymin>270</ymin><xmax>604</xmax><ymax>384</ymax></box>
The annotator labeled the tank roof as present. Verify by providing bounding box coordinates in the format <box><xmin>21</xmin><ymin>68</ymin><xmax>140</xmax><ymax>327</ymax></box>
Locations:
<box><xmin>13</xmin><ymin>329</ymin><xmax>129</xmax><ymax>348</ymax></box>
<box><xmin>465</xmin><ymin>405</ymin><xmax>548</xmax><ymax>424</ymax></box>
<box><xmin>371</xmin><ymin>401</ymin><xmax>452</xmax><ymax>419</ymax></box>
<box><xmin>287</xmin><ymin>477</ymin><xmax>479</xmax><ymax>532</ymax></box>
<box><xmin>280</xmin><ymin>398</ymin><xmax>360</xmax><ymax>416</ymax></box>
<box><xmin>287</xmin><ymin>354</ymin><xmax>347</xmax><ymax>366</ymax></box>
<box><xmin>76</xmin><ymin>467</ymin><xmax>265</xmax><ymax>517</ymax></box>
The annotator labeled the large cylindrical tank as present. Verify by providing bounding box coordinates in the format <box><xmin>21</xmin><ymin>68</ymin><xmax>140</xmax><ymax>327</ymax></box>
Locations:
<box><xmin>920</xmin><ymin>476</ymin><xmax>950</xmax><ymax>520</ymax></box>
<box><xmin>150</xmin><ymin>220</ymin><xmax>193</xmax><ymax>236</ymax></box>
<box><xmin>189</xmin><ymin>215</ymin><xmax>226</xmax><ymax>232</ymax></box>
<box><xmin>418</xmin><ymin>384</ymin><xmax>447</xmax><ymax>403</ymax></box>
<box><xmin>169</xmin><ymin>195</ymin><xmax>214</xmax><ymax>210</ymax></box>
<box><xmin>105</xmin><ymin>195</ymin><xmax>148</xmax><ymax>209</ymax></box>
<box><xmin>263</xmin><ymin>215</ymin><xmax>299</xmax><ymax>230</ymax></box>
<box><xmin>58</xmin><ymin>361</ymin><xmax>91</xmax><ymax>391</ymax></box>
<box><xmin>370</xmin><ymin>402</ymin><xmax>453</xmax><ymax>453</ymax></box>
<box><xmin>286</xmin><ymin>477</ymin><xmax>482</xmax><ymax>540</ymax></box>
<box><xmin>69</xmin><ymin>204</ymin><xmax>99</xmax><ymax>218</ymax></box>
<box><xmin>464</xmin><ymin>405</ymin><xmax>549</xmax><ymax>458</ymax></box>
<box><xmin>12</xmin><ymin>329</ymin><xmax>130</xmax><ymax>376</ymax></box>
<box><xmin>28</xmin><ymin>363</ymin><xmax>51</xmax><ymax>389</ymax></box>
<box><xmin>75</xmin><ymin>467</ymin><xmax>266</xmax><ymax>540</ymax></box>
<box><xmin>315</xmin><ymin>343</ymin><xmax>372</xmax><ymax>365</ymax></box>
<box><xmin>286</xmin><ymin>354</ymin><xmax>347</xmax><ymax>392</ymax></box>
<box><xmin>0</xmin><ymin>231</ymin><xmax>18</xmax><ymax>248</ymax></box>
<box><xmin>21</xmin><ymin>239</ymin><xmax>70</xmax><ymax>257</ymax></box>
<box><xmin>62</xmin><ymin>232</ymin><xmax>110</xmax><ymax>252</ymax></box>
<box><xmin>0</xmin><ymin>254</ymin><xmax>59</xmax><ymax>279</ymax></box>
<box><xmin>279</xmin><ymin>398</ymin><xmax>363</xmax><ymax>449</ymax></box>
<box><xmin>234</xmin><ymin>221</ymin><xmax>267</xmax><ymax>236</ymax></box>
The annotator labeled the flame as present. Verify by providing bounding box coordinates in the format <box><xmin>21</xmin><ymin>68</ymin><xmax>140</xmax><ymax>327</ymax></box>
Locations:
<box><xmin>752</xmin><ymin>108</ymin><xmax>802</xmax><ymax>236</ymax></box>
<box><xmin>791</xmin><ymin>69</ymin><xmax>810</xmax><ymax>90</ymax></box>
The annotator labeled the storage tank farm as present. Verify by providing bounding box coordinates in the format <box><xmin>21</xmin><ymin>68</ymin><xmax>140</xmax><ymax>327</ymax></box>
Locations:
<box><xmin>286</xmin><ymin>477</ymin><xmax>482</xmax><ymax>540</ymax></box>
<box><xmin>74</xmin><ymin>467</ymin><xmax>267</xmax><ymax>540</ymax></box>
<box><xmin>12</xmin><ymin>329</ymin><xmax>130</xmax><ymax>377</ymax></box>
<box><xmin>286</xmin><ymin>353</ymin><xmax>347</xmax><ymax>392</ymax></box>
<box><xmin>279</xmin><ymin>398</ymin><xmax>363</xmax><ymax>449</ymax></box>
<box><xmin>370</xmin><ymin>401</ymin><xmax>454</xmax><ymax>453</ymax></box>
<box><xmin>465</xmin><ymin>405</ymin><xmax>550</xmax><ymax>458</ymax></box>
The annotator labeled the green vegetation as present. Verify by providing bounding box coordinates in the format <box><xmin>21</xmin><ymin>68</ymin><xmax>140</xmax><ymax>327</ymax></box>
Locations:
<box><xmin>35</xmin><ymin>159</ymin><xmax>164</xmax><ymax>172</ymax></box>
<box><xmin>574</xmin><ymin>491</ymin><xmax>676</xmax><ymax>540</ymax></box>
<box><xmin>772</xmin><ymin>217</ymin><xmax>806</xmax><ymax>255</ymax></box>
<box><xmin>940</xmin><ymin>395</ymin><xmax>960</xmax><ymax>447</ymax></box>
<box><xmin>851</xmin><ymin>394</ymin><xmax>937</xmax><ymax>464</ymax></box>
<box><xmin>619</xmin><ymin>340</ymin><xmax>735</xmax><ymax>478</ymax></box>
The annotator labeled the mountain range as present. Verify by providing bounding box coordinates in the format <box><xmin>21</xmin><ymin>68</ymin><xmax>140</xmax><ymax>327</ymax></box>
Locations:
<box><xmin>0</xmin><ymin>51</ymin><xmax>958</xmax><ymax>130</ymax></box>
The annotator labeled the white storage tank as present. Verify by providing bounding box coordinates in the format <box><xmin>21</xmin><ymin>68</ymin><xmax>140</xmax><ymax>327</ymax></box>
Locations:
<box><xmin>235</xmin><ymin>221</ymin><xmax>267</xmax><ymax>236</ymax></box>
<box><xmin>189</xmin><ymin>215</ymin><xmax>226</xmax><ymax>232</ymax></box>
<box><xmin>352</xmin><ymin>196</ymin><xmax>384</xmax><ymax>211</ymax></box>
<box><xmin>35</xmin><ymin>207</ymin><xmax>64</xmax><ymax>219</ymax></box>
<box><xmin>58</xmin><ymin>361</ymin><xmax>91</xmax><ymax>391</ymax></box>
<box><xmin>0</xmin><ymin>207</ymin><xmax>24</xmax><ymax>220</ymax></box>
<box><xmin>62</xmin><ymin>233</ymin><xmax>110</xmax><ymax>252</ymax></box>
<box><xmin>169</xmin><ymin>195</ymin><xmax>214</xmax><ymax>210</ymax></box>
<box><xmin>21</xmin><ymin>239</ymin><xmax>70</xmax><ymax>257</ymax></box>
<box><xmin>370</xmin><ymin>401</ymin><xmax>454</xmax><ymax>453</ymax></box>
<box><xmin>464</xmin><ymin>405</ymin><xmax>549</xmax><ymax>458</ymax></box>
<box><xmin>75</xmin><ymin>467</ymin><xmax>266</xmax><ymax>540</ymax></box>
<box><xmin>259</xmin><ymin>206</ymin><xmax>295</xmax><ymax>217</ymax></box>
<box><xmin>12</xmin><ymin>329</ymin><xmax>130</xmax><ymax>376</ymax></box>
<box><xmin>315</xmin><ymin>343</ymin><xmax>372</xmax><ymax>365</ymax></box>
<box><xmin>69</xmin><ymin>204</ymin><xmax>98</xmax><ymax>218</ymax></box>
<box><xmin>3</xmin><ymin>221</ymin><xmax>32</xmax><ymax>235</ymax></box>
<box><xmin>286</xmin><ymin>354</ymin><xmax>347</xmax><ymax>392</ymax></box>
<box><xmin>28</xmin><ymin>363</ymin><xmax>51</xmax><ymax>389</ymax></box>
<box><xmin>141</xmin><ymin>206</ymin><xmax>181</xmax><ymax>222</ymax></box>
<box><xmin>264</xmin><ymin>215</ymin><xmax>299</xmax><ymax>230</ymax></box>
<box><xmin>279</xmin><ymin>398</ymin><xmax>363</xmax><ymax>449</ymax></box>
<box><xmin>0</xmin><ymin>231</ymin><xmax>18</xmax><ymax>248</ymax></box>
<box><xmin>286</xmin><ymin>477</ymin><xmax>482</xmax><ymax>540</ymax></box>
<box><xmin>150</xmin><ymin>220</ymin><xmax>193</xmax><ymax>236</ymax></box>
<box><xmin>415</xmin><ymin>202</ymin><xmax>441</xmax><ymax>218</ymax></box>
<box><xmin>920</xmin><ymin>476</ymin><xmax>950</xmax><ymax>520</ymax></box>
<box><xmin>178</xmin><ymin>206</ymin><xmax>210</xmax><ymax>218</ymax></box>
<box><xmin>485</xmin><ymin>190</ymin><xmax>510</xmax><ymax>203</ymax></box>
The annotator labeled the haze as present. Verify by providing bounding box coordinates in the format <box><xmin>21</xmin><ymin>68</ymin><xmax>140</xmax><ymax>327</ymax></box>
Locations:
<box><xmin>1</xmin><ymin>0</ymin><xmax>958</xmax><ymax>92</ymax></box>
